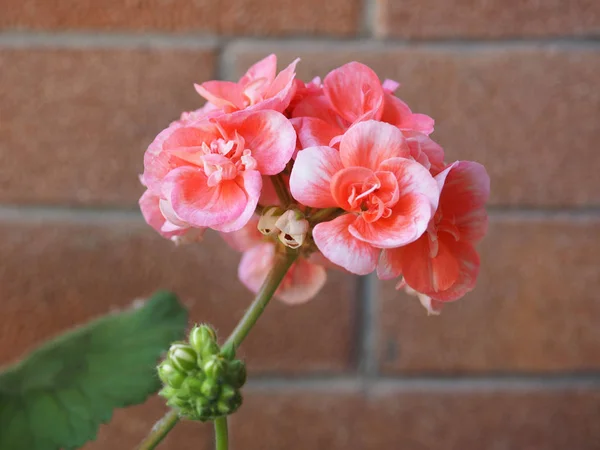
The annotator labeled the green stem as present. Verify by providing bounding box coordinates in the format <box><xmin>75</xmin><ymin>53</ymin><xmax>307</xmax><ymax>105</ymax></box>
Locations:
<box><xmin>135</xmin><ymin>248</ymin><xmax>298</xmax><ymax>450</ymax></box>
<box><xmin>136</xmin><ymin>410</ymin><xmax>179</xmax><ymax>450</ymax></box>
<box><xmin>271</xmin><ymin>174</ymin><xmax>293</xmax><ymax>208</ymax></box>
<box><xmin>214</xmin><ymin>417</ymin><xmax>229</xmax><ymax>450</ymax></box>
<box><xmin>308</xmin><ymin>207</ymin><xmax>343</xmax><ymax>224</ymax></box>
<box><xmin>226</xmin><ymin>248</ymin><xmax>298</xmax><ymax>348</ymax></box>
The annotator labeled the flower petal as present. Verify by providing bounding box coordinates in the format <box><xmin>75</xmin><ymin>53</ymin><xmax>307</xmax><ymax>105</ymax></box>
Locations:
<box><xmin>323</xmin><ymin>62</ymin><xmax>384</xmax><ymax>123</ymax></box>
<box><xmin>220</xmin><ymin>216</ymin><xmax>263</xmax><ymax>252</ymax></box>
<box><xmin>239</xmin><ymin>54</ymin><xmax>277</xmax><ymax>86</ymax></box>
<box><xmin>291</xmin><ymin>117</ymin><xmax>342</xmax><ymax>149</ymax></box>
<box><xmin>194</xmin><ymin>81</ymin><xmax>246</xmax><ymax>111</ymax></box>
<box><xmin>238</xmin><ymin>243</ymin><xmax>276</xmax><ymax>295</ymax></box>
<box><xmin>381</xmin><ymin>93</ymin><xmax>434</xmax><ymax>135</ymax></box>
<box><xmin>400</xmin><ymin>234</ymin><xmax>462</xmax><ymax>296</ymax></box>
<box><xmin>377</xmin><ymin>247</ymin><xmax>403</xmax><ymax>280</ymax></box>
<box><xmin>313</xmin><ymin>214</ymin><xmax>379</xmax><ymax>275</ymax></box>
<box><xmin>221</xmin><ymin>110</ymin><xmax>296</xmax><ymax>175</ymax></box>
<box><xmin>277</xmin><ymin>258</ymin><xmax>327</xmax><ymax>304</ymax></box>
<box><xmin>339</xmin><ymin>121</ymin><xmax>410</xmax><ymax>170</ymax></box>
<box><xmin>213</xmin><ymin>170</ymin><xmax>262</xmax><ymax>232</ymax></box>
<box><xmin>168</xmin><ymin>167</ymin><xmax>246</xmax><ymax>228</ymax></box>
<box><xmin>378</xmin><ymin>157</ymin><xmax>440</xmax><ymax>213</ymax></box>
<box><xmin>290</xmin><ymin>146</ymin><xmax>343</xmax><ymax>208</ymax></box>
<box><xmin>330</xmin><ymin>166</ymin><xmax>375</xmax><ymax>211</ymax></box>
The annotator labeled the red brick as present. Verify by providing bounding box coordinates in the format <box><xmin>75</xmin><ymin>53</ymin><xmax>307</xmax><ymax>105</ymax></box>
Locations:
<box><xmin>377</xmin><ymin>214</ymin><xmax>600</xmax><ymax>373</ymax></box>
<box><xmin>375</xmin><ymin>0</ymin><xmax>600</xmax><ymax>38</ymax></box>
<box><xmin>0</xmin><ymin>47</ymin><xmax>216</xmax><ymax>206</ymax></box>
<box><xmin>84</xmin><ymin>396</ymin><xmax>212</xmax><ymax>450</ymax></box>
<box><xmin>228</xmin><ymin>44</ymin><xmax>600</xmax><ymax>207</ymax></box>
<box><xmin>0</xmin><ymin>0</ymin><xmax>360</xmax><ymax>36</ymax></box>
<box><xmin>229</xmin><ymin>385</ymin><xmax>600</xmax><ymax>450</ymax></box>
<box><xmin>0</xmin><ymin>215</ymin><xmax>358</xmax><ymax>374</ymax></box>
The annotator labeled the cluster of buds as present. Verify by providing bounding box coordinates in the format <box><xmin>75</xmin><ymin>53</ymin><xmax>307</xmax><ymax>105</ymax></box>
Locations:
<box><xmin>157</xmin><ymin>325</ymin><xmax>246</xmax><ymax>421</ymax></box>
<box><xmin>258</xmin><ymin>206</ymin><xmax>309</xmax><ymax>250</ymax></box>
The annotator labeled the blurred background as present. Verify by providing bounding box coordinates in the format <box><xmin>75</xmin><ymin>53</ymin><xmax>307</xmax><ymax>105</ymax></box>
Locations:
<box><xmin>1</xmin><ymin>1</ymin><xmax>599</xmax><ymax>449</ymax></box>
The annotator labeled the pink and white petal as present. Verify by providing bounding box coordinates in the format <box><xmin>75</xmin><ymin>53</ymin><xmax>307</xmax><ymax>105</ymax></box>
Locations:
<box><xmin>401</xmin><ymin>234</ymin><xmax>462</xmax><ymax>297</ymax></box>
<box><xmin>194</xmin><ymin>81</ymin><xmax>246</xmax><ymax>111</ymax></box>
<box><xmin>323</xmin><ymin>62</ymin><xmax>384</xmax><ymax>123</ymax></box>
<box><xmin>290</xmin><ymin>146</ymin><xmax>343</xmax><ymax>208</ymax></box>
<box><xmin>378</xmin><ymin>157</ymin><xmax>440</xmax><ymax>213</ymax></box>
<box><xmin>139</xmin><ymin>190</ymin><xmax>167</xmax><ymax>235</ymax></box>
<box><xmin>223</xmin><ymin>110</ymin><xmax>296</xmax><ymax>175</ymax></box>
<box><xmin>456</xmin><ymin>208</ymin><xmax>489</xmax><ymax>243</ymax></box>
<box><xmin>220</xmin><ymin>216</ymin><xmax>263</xmax><ymax>252</ymax></box>
<box><xmin>276</xmin><ymin>259</ymin><xmax>327</xmax><ymax>304</ymax></box>
<box><xmin>292</xmin><ymin>94</ymin><xmax>346</xmax><ymax>129</ymax></box>
<box><xmin>438</xmin><ymin>161</ymin><xmax>491</xmax><ymax>220</ymax></box>
<box><xmin>163</xmin><ymin>123</ymin><xmax>220</xmax><ymax>151</ymax></box>
<box><xmin>340</xmin><ymin>121</ymin><xmax>410</xmax><ymax>170</ymax></box>
<box><xmin>349</xmin><ymin>196</ymin><xmax>431</xmax><ymax>248</ymax></box>
<box><xmin>330</xmin><ymin>166</ymin><xmax>375</xmax><ymax>210</ymax></box>
<box><xmin>428</xmin><ymin>239</ymin><xmax>480</xmax><ymax>302</ymax></box>
<box><xmin>239</xmin><ymin>54</ymin><xmax>277</xmax><ymax>86</ymax></box>
<box><xmin>382</xmin><ymin>79</ymin><xmax>400</xmax><ymax>93</ymax></box>
<box><xmin>291</xmin><ymin>117</ymin><xmax>342</xmax><ymax>149</ymax></box>
<box><xmin>238</xmin><ymin>243</ymin><xmax>276</xmax><ymax>295</ymax></box>
<box><xmin>168</xmin><ymin>168</ymin><xmax>246</xmax><ymax>227</ymax></box>
<box><xmin>381</xmin><ymin>93</ymin><xmax>434</xmax><ymax>135</ymax></box>
<box><xmin>312</xmin><ymin>214</ymin><xmax>379</xmax><ymax>275</ymax></box>
<box><xmin>265</xmin><ymin>58</ymin><xmax>299</xmax><ymax>99</ymax></box>
<box><xmin>411</xmin><ymin>113</ymin><xmax>435</xmax><ymax>136</ymax></box>
<box><xmin>377</xmin><ymin>247</ymin><xmax>404</xmax><ymax>280</ymax></box>
<box><xmin>213</xmin><ymin>171</ymin><xmax>262</xmax><ymax>232</ymax></box>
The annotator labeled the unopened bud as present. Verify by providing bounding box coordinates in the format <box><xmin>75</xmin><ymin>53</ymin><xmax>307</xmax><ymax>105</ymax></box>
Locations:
<box><xmin>168</xmin><ymin>343</ymin><xmax>198</xmax><ymax>372</ymax></box>
<box><xmin>185</xmin><ymin>376</ymin><xmax>205</xmax><ymax>396</ymax></box>
<box><xmin>257</xmin><ymin>206</ymin><xmax>283</xmax><ymax>236</ymax></box>
<box><xmin>189</xmin><ymin>324</ymin><xmax>217</xmax><ymax>354</ymax></box>
<box><xmin>226</xmin><ymin>359</ymin><xmax>247</xmax><ymax>388</ymax></box>
<box><xmin>220</xmin><ymin>342</ymin><xmax>236</xmax><ymax>360</ymax></box>
<box><xmin>275</xmin><ymin>209</ymin><xmax>309</xmax><ymax>249</ymax></box>
<box><xmin>158</xmin><ymin>362</ymin><xmax>186</xmax><ymax>389</ymax></box>
<box><xmin>203</xmin><ymin>356</ymin><xmax>226</xmax><ymax>379</ymax></box>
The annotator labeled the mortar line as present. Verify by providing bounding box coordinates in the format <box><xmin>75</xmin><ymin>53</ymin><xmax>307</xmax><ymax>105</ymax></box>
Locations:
<box><xmin>0</xmin><ymin>31</ymin><xmax>598</xmax><ymax>49</ymax></box>
<box><xmin>360</xmin><ymin>0</ymin><xmax>378</xmax><ymax>38</ymax></box>
<box><xmin>356</xmin><ymin>273</ymin><xmax>379</xmax><ymax>380</ymax></box>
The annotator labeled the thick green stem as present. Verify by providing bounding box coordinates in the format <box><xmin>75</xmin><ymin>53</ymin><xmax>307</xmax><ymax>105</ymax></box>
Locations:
<box><xmin>225</xmin><ymin>248</ymin><xmax>298</xmax><ymax>348</ymax></box>
<box><xmin>136</xmin><ymin>410</ymin><xmax>179</xmax><ymax>450</ymax></box>
<box><xmin>135</xmin><ymin>248</ymin><xmax>298</xmax><ymax>450</ymax></box>
<box><xmin>214</xmin><ymin>417</ymin><xmax>229</xmax><ymax>450</ymax></box>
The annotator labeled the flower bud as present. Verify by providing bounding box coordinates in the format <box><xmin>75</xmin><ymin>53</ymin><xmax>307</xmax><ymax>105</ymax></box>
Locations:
<box><xmin>189</xmin><ymin>324</ymin><xmax>217</xmax><ymax>354</ymax></box>
<box><xmin>203</xmin><ymin>356</ymin><xmax>227</xmax><ymax>379</ymax></box>
<box><xmin>257</xmin><ymin>206</ymin><xmax>283</xmax><ymax>236</ymax></box>
<box><xmin>184</xmin><ymin>375</ymin><xmax>205</xmax><ymax>396</ymax></box>
<box><xmin>157</xmin><ymin>362</ymin><xmax>186</xmax><ymax>389</ymax></box>
<box><xmin>220</xmin><ymin>342</ymin><xmax>236</xmax><ymax>360</ymax></box>
<box><xmin>168</xmin><ymin>343</ymin><xmax>198</xmax><ymax>372</ymax></box>
<box><xmin>200</xmin><ymin>379</ymin><xmax>220</xmax><ymax>400</ymax></box>
<box><xmin>275</xmin><ymin>209</ymin><xmax>309</xmax><ymax>249</ymax></box>
<box><xmin>226</xmin><ymin>359</ymin><xmax>247</xmax><ymax>389</ymax></box>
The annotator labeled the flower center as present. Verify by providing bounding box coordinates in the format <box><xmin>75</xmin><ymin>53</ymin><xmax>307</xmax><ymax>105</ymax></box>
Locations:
<box><xmin>346</xmin><ymin>175</ymin><xmax>393</xmax><ymax>223</ymax></box>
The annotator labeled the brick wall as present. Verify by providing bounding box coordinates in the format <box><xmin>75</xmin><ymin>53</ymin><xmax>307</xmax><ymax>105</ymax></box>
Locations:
<box><xmin>1</xmin><ymin>1</ymin><xmax>599</xmax><ymax>449</ymax></box>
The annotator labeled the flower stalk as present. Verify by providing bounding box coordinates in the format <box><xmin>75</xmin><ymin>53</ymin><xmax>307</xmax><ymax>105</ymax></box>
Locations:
<box><xmin>136</xmin><ymin>247</ymin><xmax>299</xmax><ymax>450</ymax></box>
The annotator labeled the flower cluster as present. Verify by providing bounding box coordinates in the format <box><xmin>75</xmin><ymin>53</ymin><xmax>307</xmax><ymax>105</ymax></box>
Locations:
<box><xmin>158</xmin><ymin>325</ymin><xmax>246</xmax><ymax>421</ymax></box>
<box><xmin>140</xmin><ymin>54</ymin><xmax>490</xmax><ymax>313</ymax></box>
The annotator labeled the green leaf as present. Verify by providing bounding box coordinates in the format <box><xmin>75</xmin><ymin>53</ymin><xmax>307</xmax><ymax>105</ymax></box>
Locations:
<box><xmin>0</xmin><ymin>291</ymin><xmax>188</xmax><ymax>450</ymax></box>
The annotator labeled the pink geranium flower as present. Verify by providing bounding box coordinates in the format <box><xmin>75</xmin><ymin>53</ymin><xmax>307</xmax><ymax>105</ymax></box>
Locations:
<box><xmin>222</xmin><ymin>218</ymin><xmax>327</xmax><ymax>304</ymax></box>
<box><xmin>290</xmin><ymin>120</ymin><xmax>440</xmax><ymax>275</ymax></box>
<box><xmin>195</xmin><ymin>54</ymin><xmax>299</xmax><ymax>114</ymax></box>
<box><xmin>291</xmin><ymin>62</ymin><xmax>434</xmax><ymax>149</ymax></box>
<box><xmin>377</xmin><ymin>161</ymin><xmax>490</xmax><ymax>306</ymax></box>
<box><xmin>141</xmin><ymin>110</ymin><xmax>296</xmax><ymax>233</ymax></box>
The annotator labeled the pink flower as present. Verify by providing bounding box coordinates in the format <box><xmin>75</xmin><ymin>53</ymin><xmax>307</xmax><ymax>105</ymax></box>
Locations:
<box><xmin>377</xmin><ymin>161</ymin><xmax>490</xmax><ymax>306</ymax></box>
<box><xmin>222</xmin><ymin>218</ymin><xmax>327</xmax><ymax>304</ymax></box>
<box><xmin>195</xmin><ymin>54</ymin><xmax>299</xmax><ymax>114</ymax></box>
<box><xmin>290</xmin><ymin>120</ymin><xmax>440</xmax><ymax>275</ymax></box>
<box><xmin>141</xmin><ymin>109</ymin><xmax>296</xmax><ymax>233</ymax></box>
<box><xmin>291</xmin><ymin>62</ymin><xmax>434</xmax><ymax>149</ymax></box>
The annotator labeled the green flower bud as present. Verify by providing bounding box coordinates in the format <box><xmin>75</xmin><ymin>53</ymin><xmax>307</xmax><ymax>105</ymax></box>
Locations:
<box><xmin>203</xmin><ymin>356</ymin><xmax>227</xmax><ymax>379</ymax></box>
<box><xmin>157</xmin><ymin>362</ymin><xmax>187</xmax><ymax>389</ymax></box>
<box><xmin>184</xmin><ymin>376</ymin><xmax>205</xmax><ymax>396</ymax></box>
<box><xmin>200</xmin><ymin>340</ymin><xmax>220</xmax><ymax>361</ymax></box>
<box><xmin>226</xmin><ymin>359</ymin><xmax>247</xmax><ymax>388</ymax></box>
<box><xmin>168</xmin><ymin>343</ymin><xmax>198</xmax><ymax>372</ymax></box>
<box><xmin>220</xmin><ymin>385</ymin><xmax>237</xmax><ymax>402</ymax></box>
<box><xmin>167</xmin><ymin>396</ymin><xmax>189</xmax><ymax>409</ymax></box>
<box><xmin>200</xmin><ymin>379</ymin><xmax>220</xmax><ymax>400</ymax></box>
<box><xmin>189</xmin><ymin>324</ymin><xmax>217</xmax><ymax>354</ymax></box>
<box><xmin>216</xmin><ymin>400</ymin><xmax>232</xmax><ymax>415</ymax></box>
